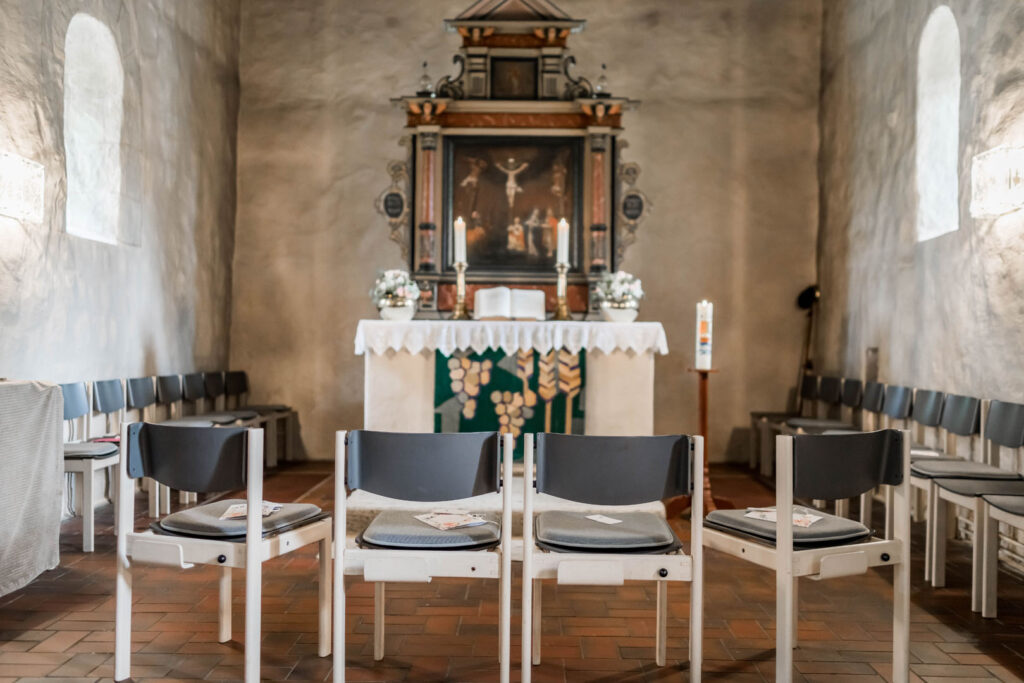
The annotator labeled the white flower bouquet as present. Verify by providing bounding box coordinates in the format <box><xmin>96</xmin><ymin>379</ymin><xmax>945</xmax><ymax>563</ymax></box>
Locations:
<box><xmin>593</xmin><ymin>270</ymin><xmax>644</xmax><ymax>303</ymax></box>
<box><xmin>371</xmin><ymin>270</ymin><xmax>420</xmax><ymax>320</ymax></box>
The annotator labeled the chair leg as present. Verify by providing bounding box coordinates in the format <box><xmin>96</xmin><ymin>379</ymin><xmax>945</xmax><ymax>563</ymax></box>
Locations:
<box><xmin>749</xmin><ymin>418</ymin><xmax>759</xmax><ymax>469</ymax></box>
<box><xmin>792</xmin><ymin>577</ymin><xmax>799</xmax><ymax>648</ymax></box>
<box><xmin>114</xmin><ymin>552</ymin><xmax>132</xmax><ymax>680</ymax></box>
<box><xmin>219</xmin><ymin>567</ymin><xmax>232</xmax><ymax>643</ymax></box>
<box><xmin>776</xmin><ymin>567</ymin><xmax>794</xmax><ymax>680</ymax></box>
<box><xmin>373</xmin><ymin>582</ymin><xmax>385</xmax><ymax>661</ymax></box>
<box><xmin>82</xmin><ymin>468</ymin><xmax>95</xmax><ymax>553</ymax></box>
<box><xmin>924</xmin><ymin>485</ymin><xmax>934</xmax><ymax>581</ymax></box>
<box><xmin>532</xmin><ymin>579</ymin><xmax>542</xmax><ymax>665</ymax></box>
<box><xmin>971</xmin><ymin>498</ymin><xmax>985</xmax><ymax>613</ymax></box>
<box><xmin>110</xmin><ymin>467</ymin><xmax>120</xmax><ymax>537</ymax></box>
<box><xmin>148</xmin><ymin>479</ymin><xmax>159</xmax><ymax>518</ymax></box>
<box><xmin>884</xmin><ymin>485</ymin><xmax>895</xmax><ymax>540</ymax></box>
<box><xmin>286</xmin><ymin>413</ymin><xmax>297</xmax><ymax>461</ymax></box>
<box><xmin>318</xmin><ymin>535</ymin><xmax>332</xmax><ymax>657</ymax></box>
<box><xmin>859</xmin><ymin>490</ymin><xmax>873</xmax><ymax>526</ymax></box>
<box><xmin>760</xmin><ymin>422</ymin><xmax>772</xmax><ymax>478</ymax></box>
<box><xmin>893</xmin><ymin>545</ymin><xmax>910</xmax><ymax>683</ymax></box>
<box><xmin>655</xmin><ymin>580</ymin><xmax>667</xmax><ymax>666</ymax></box>
<box><xmin>266</xmin><ymin>419</ymin><xmax>278</xmax><ymax>469</ymax></box>
<box><xmin>521</xmin><ymin>567</ymin><xmax>533</xmax><ymax>683</ymax></box>
<box><xmin>835</xmin><ymin>498</ymin><xmax>849</xmax><ymax>519</ymax></box>
<box><xmin>981</xmin><ymin>504</ymin><xmax>999</xmax><ymax>618</ymax></box>
<box><xmin>160</xmin><ymin>483</ymin><xmax>171</xmax><ymax>515</ymax></box>
<box><xmin>244</xmin><ymin>552</ymin><xmax>262</xmax><ymax>683</ymax></box>
<box><xmin>932</xmin><ymin>494</ymin><xmax>948</xmax><ymax>588</ymax></box>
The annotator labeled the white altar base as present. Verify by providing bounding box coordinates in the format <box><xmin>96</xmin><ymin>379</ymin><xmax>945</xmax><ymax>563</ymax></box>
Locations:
<box><xmin>355</xmin><ymin>319</ymin><xmax>669</xmax><ymax>436</ymax></box>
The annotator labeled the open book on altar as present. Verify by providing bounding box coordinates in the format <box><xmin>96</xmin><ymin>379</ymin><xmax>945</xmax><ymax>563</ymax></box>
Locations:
<box><xmin>473</xmin><ymin>287</ymin><xmax>546</xmax><ymax>321</ymax></box>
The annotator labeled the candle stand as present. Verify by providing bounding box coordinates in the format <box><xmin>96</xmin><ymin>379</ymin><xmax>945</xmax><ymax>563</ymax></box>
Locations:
<box><xmin>554</xmin><ymin>262</ymin><xmax>571</xmax><ymax>321</ymax></box>
<box><xmin>452</xmin><ymin>261</ymin><xmax>469</xmax><ymax>320</ymax></box>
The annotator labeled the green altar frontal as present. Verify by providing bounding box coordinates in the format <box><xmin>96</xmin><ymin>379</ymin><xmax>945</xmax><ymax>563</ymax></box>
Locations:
<box><xmin>434</xmin><ymin>348</ymin><xmax>586</xmax><ymax>459</ymax></box>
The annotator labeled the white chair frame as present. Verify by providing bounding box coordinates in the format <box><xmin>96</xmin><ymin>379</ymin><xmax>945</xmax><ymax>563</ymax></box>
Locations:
<box><xmin>702</xmin><ymin>432</ymin><xmax>911</xmax><ymax>683</ymax></box>
<box><xmin>520</xmin><ymin>434</ymin><xmax>704</xmax><ymax>682</ymax></box>
<box><xmin>114</xmin><ymin>425</ymin><xmax>335</xmax><ymax>683</ymax></box>
<box><xmin>225</xmin><ymin>383</ymin><xmax>296</xmax><ymax>467</ymax></box>
<box><xmin>979</xmin><ymin>496</ymin><xmax>1024</xmax><ymax>618</ymax></box>
<box><xmin>63</xmin><ymin>382</ymin><xmax>120</xmax><ymax>553</ymax></box>
<box><xmin>333</xmin><ymin>431</ymin><xmax>514</xmax><ymax>683</ymax></box>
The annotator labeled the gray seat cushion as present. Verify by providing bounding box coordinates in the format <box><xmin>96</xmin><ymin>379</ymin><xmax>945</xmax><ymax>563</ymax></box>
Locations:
<box><xmin>224</xmin><ymin>410</ymin><xmax>260</xmax><ymax>421</ymax></box>
<box><xmin>535</xmin><ymin>511</ymin><xmax>677</xmax><ymax>551</ymax></box>
<box><xmin>161</xmin><ymin>418</ymin><xmax>216</xmax><ymax>427</ymax></box>
<box><xmin>786</xmin><ymin>417</ymin><xmax>853</xmax><ymax>430</ymax></box>
<box><xmin>705</xmin><ymin>507</ymin><xmax>872</xmax><ymax>548</ymax></box>
<box><xmin>64</xmin><ymin>441</ymin><xmax>119</xmax><ymax>459</ymax></box>
<box><xmin>198</xmin><ymin>412</ymin><xmax>245</xmax><ymax>425</ymax></box>
<box><xmin>911</xmin><ymin>459</ymin><xmax>1022</xmax><ymax>480</ymax></box>
<box><xmin>158</xmin><ymin>499</ymin><xmax>322</xmax><ymax>538</ymax></box>
<box><xmin>983</xmin><ymin>494</ymin><xmax>1024</xmax><ymax>517</ymax></box>
<box><xmin>934</xmin><ymin>478</ymin><xmax>1024</xmax><ymax>497</ymax></box>
<box><xmin>360</xmin><ymin>510</ymin><xmax>500</xmax><ymax>550</ymax></box>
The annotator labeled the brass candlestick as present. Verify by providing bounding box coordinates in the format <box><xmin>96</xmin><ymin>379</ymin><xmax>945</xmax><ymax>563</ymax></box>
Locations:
<box><xmin>452</xmin><ymin>261</ymin><xmax>469</xmax><ymax>320</ymax></box>
<box><xmin>554</xmin><ymin>262</ymin><xmax>571</xmax><ymax>321</ymax></box>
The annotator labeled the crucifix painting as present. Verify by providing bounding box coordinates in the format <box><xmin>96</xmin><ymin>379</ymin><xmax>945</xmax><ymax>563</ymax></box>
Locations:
<box><xmin>445</xmin><ymin>136</ymin><xmax>582</xmax><ymax>273</ymax></box>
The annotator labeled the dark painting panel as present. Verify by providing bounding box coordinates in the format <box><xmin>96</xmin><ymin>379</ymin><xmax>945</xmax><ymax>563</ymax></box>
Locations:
<box><xmin>446</xmin><ymin>136</ymin><xmax>581</xmax><ymax>273</ymax></box>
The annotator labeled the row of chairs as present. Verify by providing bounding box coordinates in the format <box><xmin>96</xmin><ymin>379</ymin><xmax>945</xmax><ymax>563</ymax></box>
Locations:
<box><xmin>114</xmin><ymin>425</ymin><xmax>912</xmax><ymax>683</ymax></box>
<box><xmin>754</xmin><ymin>374</ymin><xmax>1024</xmax><ymax>618</ymax></box>
<box><xmin>58</xmin><ymin>371</ymin><xmax>293</xmax><ymax>551</ymax></box>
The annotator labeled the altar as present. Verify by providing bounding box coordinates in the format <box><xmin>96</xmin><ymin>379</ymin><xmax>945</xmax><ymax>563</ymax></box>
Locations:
<box><xmin>356</xmin><ymin>319</ymin><xmax>668</xmax><ymax>439</ymax></box>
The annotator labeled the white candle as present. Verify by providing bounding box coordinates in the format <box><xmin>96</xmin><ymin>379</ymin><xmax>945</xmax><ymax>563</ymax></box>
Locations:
<box><xmin>556</xmin><ymin>218</ymin><xmax>569</xmax><ymax>265</ymax></box>
<box><xmin>695</xmin><ymin>300</ymin><xmax>713</xmax><ymax>370</ymax></box>
<box><xmin>454</xmin><ymin>216</ymin><xmax>466</xmax><ymax>263</ymax></box>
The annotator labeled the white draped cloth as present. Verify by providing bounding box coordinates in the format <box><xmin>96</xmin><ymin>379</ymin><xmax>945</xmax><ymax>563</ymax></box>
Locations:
<box><xmin>354</xmin><ymin>320</ymin><xmax>669</xmax><ymax>357</ymax></box>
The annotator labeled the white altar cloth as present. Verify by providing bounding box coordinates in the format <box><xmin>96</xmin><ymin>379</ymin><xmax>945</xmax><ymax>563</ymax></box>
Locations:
<box><xmin>356</xmin><ymin>320</ymin><xmax>668</xmax><ymax>436</ymax></box>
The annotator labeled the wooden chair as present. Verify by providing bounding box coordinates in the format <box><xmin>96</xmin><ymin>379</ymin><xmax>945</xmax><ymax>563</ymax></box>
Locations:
<box><xmin>334</xmin><ymin>430</ymin><xmax>513</xmax><ymax>683</ymax></box>
<box><xmin>59</xmin><ymin>382</ymin><xmax>120</xmax><ymax>552</ymax></box>
<box><xmin>928</xmin><ymin>399</ymin><xmax>1024</xmax><ymax>613</ymax></box>
<box><xmin>114</xmin><ymin>423</ymin><xmax>334</xmax><ymax>683</ymax></box>
<box><xmin>521</xmin><ymin>433</ymin><xmax>704</xmax><ymax>682</ymax></box>
<box><xmin>703</xmin><ymin>430</ymin><xmax>911</xmax><ymax>682</ymax></box>
<box><xmin>225</xmin><ymin>370</ymin><xmax>296</xmax><ymax>466</ymax></box>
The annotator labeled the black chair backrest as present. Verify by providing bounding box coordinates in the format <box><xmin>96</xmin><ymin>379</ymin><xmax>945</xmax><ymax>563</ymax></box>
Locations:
<box><xmin>347</xmin><ymin>430</ymin><xmax>500</xmax><ymax>502</ymax></box>
<box><xmin>156</xmin><ymin>375</ymin><xmax>183</xmax><ymax>404</ymax></box>
<box><xmin>940</xmin><ymin>394</ymin><xmax>980</xmax><ymax>436</ymax></box>
<box><xmin>792</xmin><ymin>430</ymin><xmax>904</xmax><ymax>500</ymax></box>
<box><xmin>183</xmin><ymin>373</ymin><xmax>206</xmax><ymax>402</ymax></box>
<box><xmin>205</xmin><ymin>372</ymin><xmax>226</xmax><ymax>399</ymax></box>
<box><xmin>225</xmin><ymin>371</ymin><xmax>249</xmax><ymax>397</ymax></box>
<box><xmin>882</xmin><ymin>385</ymin><xmax>912</xmax><ymax>420</ymax></box>
<box><xmin>126</xmin><ymin>377</ymin><xmax>156</xmax><ymax>410</ymax></box>
<box><xmin>93</xmin><ymin>379</ymin><xmax>124</xmax><ymax>414</ymax></box>
<box><xmin>912</xmin><ymin>389</ymin><xmax>944</xmax><ymax>427</ymax></box>
<box><xmin>126</xmin><ymin>423</ymin><xmax>248</xmax><ymax>492</ymax></box>
<box><xmin>59</xmin><ymin>382</ymin><xmax>90</xmax><ymax>421</ymax></box>
<box><xmin>863</xmin><ymin>381</ymin><xmax>885</xmax><ymax>412</ymax></box>
<box><xmin>799</xmin><ymin>374</ymin><xmax>818</xmax><ymax>401</ymax></box>
<box><xmin>818</xmin><ymin>377</ymin><xmax>842</xmax><ymax>405</ymax></box>
<box><xmin>985</xmin><ymin>400</ymin><xmax>1024</xmax><ymax>449</ymax></box>
<box><xmin>841</xmin><ymin>378</ymin><xmax>863</xmax><ymax>408</ymax></box>
<box><xmin>535</xmin><ymin>433</ymin><xmax>692</xmax><ymax>506</ymax></box>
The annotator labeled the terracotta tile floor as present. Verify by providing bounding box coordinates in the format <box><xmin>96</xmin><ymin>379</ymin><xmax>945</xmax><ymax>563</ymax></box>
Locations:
<box><xmin>2</xmin><ymin>464</ymin><xmax>1024</xmax><ymax>681</ymax></box>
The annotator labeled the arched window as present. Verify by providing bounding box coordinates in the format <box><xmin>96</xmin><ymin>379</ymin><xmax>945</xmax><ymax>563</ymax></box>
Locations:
<box><xmin>915</xmin><ymin>5</ymin><xmax>961</xmax><ymax>242</ymax></box>
<box><xmin>64</xmin><ymin>13</ymin><xmax>124</xmax><ymax>244</ymax></box>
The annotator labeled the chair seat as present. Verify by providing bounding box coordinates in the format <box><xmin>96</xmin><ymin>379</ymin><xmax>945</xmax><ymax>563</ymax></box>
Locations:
<box><xmin>535</xmin><ymin>511</ymin><xmax>677</xmax><ymax>552</ymax></box>
<box><xmin>243</xmin><ymin>404</ymin><xmax>291</xmax><ymax>414</ymax></box>
<box><xmin>360</xmin><ymin>510</ymin><xmax>501</xmax><ymax>550</ymax></box>
<box><xmin>934</xmin><ymin>478</ymin><xmax>1024</xmax><ymax>498</ymax></box>
<box><xmin>786</xmin><ymin>417</ymin><xmax>854</xmax><ymax>430</ymax></box>
<box><xmin>224</xmin><ymin>410</ymin><xmax>260</xmax><ymax>421</ymax></box>
<box><xmin>910</xmin><ymin>445</ymin><xmax>959</xmax><ymax>462</ymax></box>
<box><xmin>705</xmin><ymin>507</ymin><xmax>872</xmax><ymax>548</ymax></box>
<box><xmin>158</xmin><ymin>499</ymin><xmax>322</xmax><ymax>538</ymax></box>
<box><xmin>983</xmin><ymin>494</ymin><xmax>1024</xmax><ymax>517</ymax></box>
<box><xmin>751</xmin><ymin>411</ymin><xmax>795</xmax><ymax>420</ymax></box>
<box><xmin>162</xmin><ymin>418</ymin><xmax>216</xmax><ymax>427</ymax></box>
<box><xmin>197</xmin><ymin>412</ymin><xmax>245</xmax><ymax>425</ymax></box>
<box><xmin>64</xmin><ymin>441</ymin><xmax>119</xmax><ymax>459</ymax></box>
<box><xmin>910</xmin><ymin>459</ymin><xmax>1022</xmax><ymax>480</ymax></box>
<box><xmin>91</xmin><ymin>435</ymin><xmax>120</xmax><ymax>444</ymax></box>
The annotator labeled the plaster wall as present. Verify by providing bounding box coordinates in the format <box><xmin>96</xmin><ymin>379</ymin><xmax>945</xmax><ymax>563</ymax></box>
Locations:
<box><xmin>0</xmin><ymin>0</ymin><xmax>240</xmax><ymax>383</ymax></box>
<box><xmin>232</xmin><ymin>0</ymin><xmax>822</xmax><ymax>461</ymax></box>
<box><xmin>817</xmin><ymin>1</ymin><xmax>1024</xmax><ymax>408</ymax></box>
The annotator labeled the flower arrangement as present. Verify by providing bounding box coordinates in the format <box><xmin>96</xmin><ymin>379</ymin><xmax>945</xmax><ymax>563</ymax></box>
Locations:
<box><xmin>593</xmin><ymin>270</ymin><xmax>644</xmax><ymax>303</ymax></box>
<box><xmin>370</xmin><ymin>269</ymin><xmax>421</xmax><ymax>308</ymax></box>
